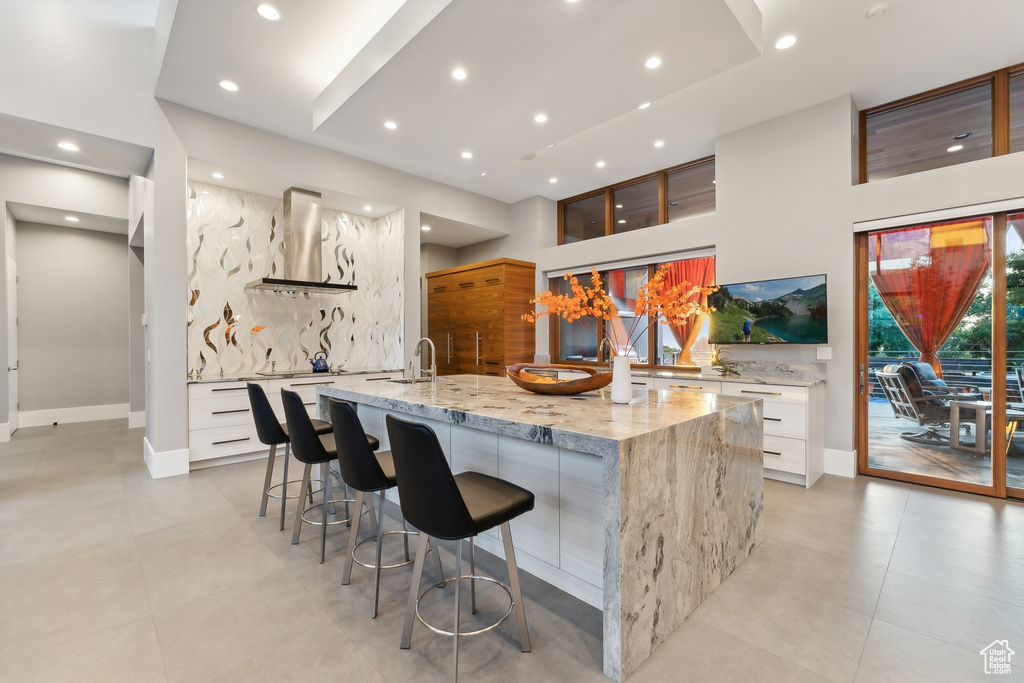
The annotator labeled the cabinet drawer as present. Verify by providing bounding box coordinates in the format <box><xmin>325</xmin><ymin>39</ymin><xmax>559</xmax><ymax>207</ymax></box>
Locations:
<box><xmin>722</xmin><ymin>382</ymin><xmax>807</xmax><ymax>405</ymax></box>
<box><xmin>762</xmin><ymin>435</ymin><xmax>806</xmax><ymax>475</ymax></box>
<box><xmin>189</xmin><ymin>423</ymin><xmax>263</xmax><ymax>462</ymax></box>
<box><xmin>188</xmin><ymin>380</ymin><xmax>260</xmax><ymax>401</ymax></box>
<box><xmin>269</xmin><ymin>377</ymin><xmax>338</xmax><ymax>416</ymax></box>
<box><xmin>762</xmin><ymin>401</ymin><xmax>807</xmax><ymax>439</ymax></box>
<box><xmin>188</xmin><ymin>396</ymin><xmax>255</xmax><ymax>430</ymax></box>
<box><xmin>654</xmin><ymin>378</ymin><xmax>721</xmax><ymax>394</ymax></box>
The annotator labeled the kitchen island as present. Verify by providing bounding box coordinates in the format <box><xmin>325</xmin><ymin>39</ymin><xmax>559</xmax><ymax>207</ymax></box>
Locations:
<box><xmin>317</xmin><ymin>375</ymin><xmax>763</xmax><ymax>681</ymax></box>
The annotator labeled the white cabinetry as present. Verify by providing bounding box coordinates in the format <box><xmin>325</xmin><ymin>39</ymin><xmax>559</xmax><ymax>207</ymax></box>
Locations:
<box><xmin>721</xmin><ymin>382</ymin><xmax>824</xmax><ymax>487</ymax></box>
<box><xmin>654</xmin><ymin>377</ymin><xmax>721</xmax><ymax>394</ymax></box>
<box><xmin>187</xmin><ymin>380</ymin><xmax>264</xmax><ymax>465</ymax></box>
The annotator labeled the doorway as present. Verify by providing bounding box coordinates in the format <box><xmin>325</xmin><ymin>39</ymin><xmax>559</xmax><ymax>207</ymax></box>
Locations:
<box><xmin>856</xmin><ymin>212</ymin><xmax>1021</xmax><ymax>498</ymax></box>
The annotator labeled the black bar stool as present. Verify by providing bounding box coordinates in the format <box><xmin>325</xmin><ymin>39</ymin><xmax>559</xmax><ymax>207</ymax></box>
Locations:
<box><xmin>281</xmin><ymin>388</ymin><xmax>364</xmax><ymax>563</ymax></box>
<box><xmin>329</xmin><ymin>398</ymin><xmax>443</xmax><ymax>618</ymax></box>
<box><xmin>247</xmin><ymin>383</ymin><xmax>331</xmax><ymax>530</ymax></box>
<box><xmin>386</xmin><ymin>414</ymin><xmax>534</xmax><ymax>682</ymax></box>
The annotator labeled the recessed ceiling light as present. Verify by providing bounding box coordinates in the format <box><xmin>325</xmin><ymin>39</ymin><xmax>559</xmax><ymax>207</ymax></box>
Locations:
<box><xmin>534</xmin><ymin>113</ymin><xmax>548</xmax><ymax>123</ymax></box>
<box><xmin>546</xmin><ymin>144</ymin><xmax>555</xmax><ymax>149</ymax></box>
<box><xmin>645</xmin><ymin>56</ymin><xmax>661</xmax><ymax>69</ymax></box>
<box><xmin>384</xmin><ymin>121</ymin><xmax>397</xmax><ymax>130</ymax></box>
<box><xmin>65</xmin><ymin>216</ymin><xmax>79</xmax><ymax>222</ymax></box>
<box><xmin>567</xmin><ymin>0</ymin><xmax>579</xmax><ymax>3</ymax></box>
<box><xmin>421</xmin><ymin>225</ymin><xmax>431</xmax><ymax>231</ymax></box>
<box><xmin>638</xmin><ymin>102</ymin><xmax>651</xmax><ymax>110</ymax></box>
<box><xmin>596</xmin><ymin>161</ymin><xmax>605</xmax><ymax>168</ymax></box>
<box><xmin>947</xmin><ymin>145</ymin><xmax>964</xmax><ymax>152</ymax></box>
<box><xmin>481</xmin><ymin>172</ymin><xmax>487</xmax><ymax>176</ymax></box>
<box><xmin>617</xmin><ymin>219</ymin><xmax>626</xmax><ymax>224</ymax></box>
<box><xmin>219</xmin><ymin>80</ymin><xmax>239</xmax><ymax>92</ymax></box>
<box><xmin>461</xmin><ymin>151</ymin><xmax>473</xmax><ymax>159</ymax></box>
<box><xmin>953</xmin><ymin>132</ymin><xmax>972</xmax><ymax>140</ymax></box>
<box><xmin>712</xmin><ymin>179</ymin><xmax>717</xmax><ymax>184</ymax></box>
<box><xmin>615</xmin><ymin>204</ymin><xmax>623</xmax><ymax>209</ymax></box>
<box><xmin>364</xmin><ymin>205</ymin><xmax>372</xmax><ymax>212</ymax></box>
<box><xmin>774</xmin><ymin>35</ymin><xmax>797</xmax><ymax>50</ymax></box>
<box><xmin>669</xmin><ymin>202</ymin><xmax>679</xmax><ymax>206</ymax></box>
<box><xmin>201</xmin><ymin>190</ymin><xmax>210</xmax><ymax>195</ymax></box>
<box><xmin>654</xmin><ymin>140</ymin><xmax>664</xmax><ymax>148</ymax></box>
<box><xmin>57</xmin><ymin>141</ymin><xmax>79</xmax><ymax>152</ymax></box>
<box><xmin>549</xmin><ymin>178</ymin><xmax>558</xmax><ymax>183</ymax></box>
<box><xmin>865</xmin><ymin>3</ymin><xmax>888</xmax><ymax>19</ymax></box>
<box><xmin>212</xmin><ymin>172</ymin><xmax>224</xmax><ymax>179</ymax></box>
<box><xmin>452</xmin><ymin>68</ymin><xmax>467</xmax><ymax>80</ymax></box>
<box><xmin>256</xmin><ymin>4</ymin><xmax>281</xmax><ymax>21</ymax></box>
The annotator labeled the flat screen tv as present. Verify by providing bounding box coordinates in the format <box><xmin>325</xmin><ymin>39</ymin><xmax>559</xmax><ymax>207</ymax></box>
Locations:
<box><xmin>708</xmin><ymin>274</ymin><xmax>828</xmax><ymax>344</ymax></box>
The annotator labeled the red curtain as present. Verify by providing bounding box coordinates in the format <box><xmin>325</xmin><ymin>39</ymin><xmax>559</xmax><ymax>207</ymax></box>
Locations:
<box><xmin>868</xmin><ymin>218</ymin><xmax>991</xmax><ymax>377</ymax></box>
<box><xmin>662</xmin><ymin>256</ymin><xmax>716</xmax><ymax>364</ymax></box>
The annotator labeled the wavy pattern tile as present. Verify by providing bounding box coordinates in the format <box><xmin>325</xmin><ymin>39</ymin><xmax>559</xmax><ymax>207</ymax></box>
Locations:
<box><xmin>186</xmin><ymin>182</ymin><xmax>404</xmax><ymax>377</ymax></box>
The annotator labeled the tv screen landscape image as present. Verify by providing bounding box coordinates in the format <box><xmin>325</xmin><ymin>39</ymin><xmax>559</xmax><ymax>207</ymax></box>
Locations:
<box><xmin>708</xmin><ymin>274</ymin><xmax>828</xmax><ymax>344</ymax></box>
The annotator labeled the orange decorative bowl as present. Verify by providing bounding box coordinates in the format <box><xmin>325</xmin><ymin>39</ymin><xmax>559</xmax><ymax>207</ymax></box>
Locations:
<box><xmin>506</xmin><ymin>363</ymin><xmax>612</xmax><ymax>396</ymax></box>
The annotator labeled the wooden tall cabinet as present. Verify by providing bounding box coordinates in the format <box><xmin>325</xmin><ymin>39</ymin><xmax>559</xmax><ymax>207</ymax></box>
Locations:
<box><xmin>426</xmin><ymin>258</ymin><xmax>536</xmax><ymax>377</ymax></box>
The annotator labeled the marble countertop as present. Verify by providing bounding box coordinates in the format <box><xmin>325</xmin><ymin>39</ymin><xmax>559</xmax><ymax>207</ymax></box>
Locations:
<box><xmin>187</xmin><ymin>368</ymin><xmax>402</xmax><ymax>385</ymax></box>
<box><xmin>317</xmin><ymin>374</ymin><xmax>759</xmax><ymax>457</ymax></box>
<box><xmin>569</xmin><ymin>360</ymin><xmax>827</xmax><ymax>387</ymax></box>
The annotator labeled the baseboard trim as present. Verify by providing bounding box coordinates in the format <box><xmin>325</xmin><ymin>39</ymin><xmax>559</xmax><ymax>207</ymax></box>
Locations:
<box><xmin>0</xmin><ymin>422</ymin><xmax>9</xmax><ymax>442</ymax></box>
<box><xmin>128</xmin><ymin>411</ymin><xmax>146</xmax><ymax>429</ymax></box>
<box><xmin>144</xmin><ymin>437</ymin><xmax>189</xmax><ymax>479</ymax></box>
<box><xmin>19</xmin><ymin>403</ymin><xmax>129</xmax><ymax>428</ymax></box>
<box><xmin>824</xmin><ymin>448</ymin><xmax>856</xmax><ymax>478</ymax></box>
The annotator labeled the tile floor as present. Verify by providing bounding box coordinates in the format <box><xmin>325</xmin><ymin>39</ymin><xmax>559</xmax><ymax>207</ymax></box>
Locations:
<box><xmin>1</xmin><ymin>420</ymin><xmax>1023</xmax><ymax>682</ymax></box>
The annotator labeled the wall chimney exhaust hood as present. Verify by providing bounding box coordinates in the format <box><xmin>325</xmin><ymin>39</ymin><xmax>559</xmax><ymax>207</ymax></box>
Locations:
<box><xmin>246</xmin><ymin>187</ymin><xmax>357</xmax><ymax>294</ymax></box>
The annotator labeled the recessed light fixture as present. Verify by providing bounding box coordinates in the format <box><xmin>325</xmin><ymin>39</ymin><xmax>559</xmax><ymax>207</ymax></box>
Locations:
<box><xmin>638</xmin><ymin>102</ymin><xmax>651</xmax><ymax>110</ymax></box>
<box><xmin>461</xmin><ymin>151</ymin><xmax>473</xmax><ymax>159</ymax></box>
<box><xmin>654</xmin><ymin>140</ymin><xmax>664</xmax><ymax>148</ymax></box>
<box><xmin>615</xmin><ymin>204</ymin><xmax>623</xmax><ymax>209</ymax></box>
<box><xmin>546</xmin><ymin>144</ymin><xmax>555</xmax><ymax>149</ymax></box>
<box><xmin>364</xmin><ymin>205</ymin><xmax>372</xmax><ymax>212</ymax></box>
<box><xmin>57</xmin><ymin>141</ymin><xmax>79</xmax><ymax>152</ymax></box>
<box><xmin>669</xmin><ymin>202</ymin><xmax>679</xmax><ymax>206</ymax></box>
<box><xmin>201</xmin><ymin>190</ymin><xmax>210</xmax><ymax>195</ymax></box>
<box><xmin>865</xmin><ymin>3</ymin><xmax>889</xmax><ymax>19</ymax></box>
<box><xmin>421</xmin><ymin>225</ymin><xmax>431</xmax><ymax>231</ymax></box>
<box><xmin>645</xmin><ymin>56</ymin><xmax>661</xmax><ymax>69</ymax></box>
<box><xmin>596</xmin><ymin>161</ymin><xmax>605</xmax><ymax>168</ymax></box>
<box><xmin>567</xmin><ymin>0</ymin><xmax>579</xmax><ymax>3</ymax></box>
<box><xmin>219</xmin><ymin>80</ymin><xmax>239</xmax><ymax>92</ymax></box>
<box><xmin>384</xmin><ymin>121</ymin><xmax>397</xmax><ymax>130</ymax></box>
<box><xmin>481</xmin><ymin>172</ymin><xmax>487</xmax><ymax>176</ymax></box>
<box><xmin>947</xmin><ymin>144</ymin><xmax>964</xmax><ymax>152</ymax></box>
<box><xmin>65</xmin><ymin>216</ymin><xmax>79</xmax><ymax>222</ymax></box>
<box><xmin>713</xmin><ymin>179</ymin><xmax>717</xmax><ymax>184</ymax></box>
<box><xmin>953</xmin><ymin>132</ymin><xmax>972</xmax><ymax>140</ymax></box>
<box><xmin>452</xmin><ymin>68</ymin><xmax>467</xmax><ymax>80</ymax></box>
<box><xmin>212</xmin><ymin>172</ymin><xmax>224</xmax><ymax>179</ymax></box>
<box><xmin>774</xmin><ymin>35</ymin><xmax>797</xmax><ymax>50</ymax></box>
<box><xmin>256</xmin><ymin>4</ymin><xmax>281</xmax><ymax>21</ymax></box>
<box><xmin>549</xmin><ymin>178</ymin><xmax>558</xmax><ymax>183</ymax></box>
<box><xmin>534</xmin><ymin>113</ymin><xmax>548</xmax><ymax>123</ymax></box>
<box><xmin>617</xmin><ymin>219</ymin><xmax>626</xmax><ymax>224</ymax></box>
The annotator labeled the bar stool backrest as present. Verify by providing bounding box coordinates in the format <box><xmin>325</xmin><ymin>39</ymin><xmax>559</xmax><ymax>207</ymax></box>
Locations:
<box><xmin>281</xmin><ymin>388</ymin><xmax>332</xmax><ymax>465</ymax></box>
<box><xmin>386</xmin><ymin>414</ymin><xmax>475</xmax><ymax>540</ymax></box>
<box><xmin>328</xmin><ymin>398</ymin><xmax>388</xmax><ymax>492</ymax></box>
<box><xmin>248</xmin><ymin>383</ymin><xmax>286</xmax><ymax>445</ymax></box>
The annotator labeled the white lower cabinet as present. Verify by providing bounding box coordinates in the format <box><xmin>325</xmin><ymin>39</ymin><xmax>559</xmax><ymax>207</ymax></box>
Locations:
<box><xmin>721</xmin><ymin>381</ymin><xmax>824</xmax><ymax>487</ymax></box>
<box><xmin>187</xmin><ymin>380</ymin><xmax>265</xmax><ymax>465</ymax></box>
<box><xmin>654</xmin><ymin>377</ymin><xmax>721</xmax><ymax>394</ymax></box>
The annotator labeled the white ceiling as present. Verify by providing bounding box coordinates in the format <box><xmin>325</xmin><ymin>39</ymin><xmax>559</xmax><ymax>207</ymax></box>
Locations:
<box><xmin>8</xmin><ymin>202</ymin><xmax>129</xmax><ymax>236</ymax></box>
<box><xmin>419</xmin><ymin>212</ymin><xmax>508</xmax><ymax>249</ymax></box>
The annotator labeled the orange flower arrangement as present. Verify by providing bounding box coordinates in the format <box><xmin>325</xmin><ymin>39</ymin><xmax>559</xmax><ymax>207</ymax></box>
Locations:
<box><xmin>524</xmin><ymin>265</ymin><xmax>718</xmax><ymax>358</ymax></box>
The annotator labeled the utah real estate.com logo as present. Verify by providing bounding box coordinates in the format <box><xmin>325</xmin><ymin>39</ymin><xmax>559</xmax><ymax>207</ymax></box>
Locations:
<box><xmin>980</xmin><ymin>640</ymin><xmax>1014</xmax><ymax>675</ymax></box>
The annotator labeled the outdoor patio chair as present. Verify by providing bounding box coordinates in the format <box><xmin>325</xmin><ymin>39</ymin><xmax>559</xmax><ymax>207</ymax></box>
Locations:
<box><xmin>1016</xmin><ymin>366</ymin><xmax>1024</xmax><ymax>404</ymax></box>
<box><xmin>899</xmin><ymin>360</ymin><xmax>983</xmax><ymax>401</ymax></box>
<box><xmin>875</xmin><ymin>364</ymin><xmax>976</xmax><ymax>445</ymax></box>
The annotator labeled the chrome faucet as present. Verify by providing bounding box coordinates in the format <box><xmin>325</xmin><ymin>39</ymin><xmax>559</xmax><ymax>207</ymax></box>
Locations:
<box><xmin>414</xmin><ymin>337</ymin><xmax>437</xmax><ymax>383</ymax></box>
<box><xmin>598</xmin><ymin>338</ymin><xmax>614</xmax><ymax>371</ymax></box>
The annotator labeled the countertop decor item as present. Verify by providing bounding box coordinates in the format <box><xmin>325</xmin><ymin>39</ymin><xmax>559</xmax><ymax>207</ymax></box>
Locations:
<box><xmin>506</xmin><ymin>363</ymin><xmax>612</xmax><ymax>395</ymax></box>
<box><xmin>523</xmin><ymin>267</ymin><xmax>718</xmax><ymax>403</ymax></box>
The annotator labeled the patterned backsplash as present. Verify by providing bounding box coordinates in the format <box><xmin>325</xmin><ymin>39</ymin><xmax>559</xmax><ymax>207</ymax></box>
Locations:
<box><xmin>186</xmin><ymin>181</ymin><xmax>404</xmax><ymax>377</ymax></box>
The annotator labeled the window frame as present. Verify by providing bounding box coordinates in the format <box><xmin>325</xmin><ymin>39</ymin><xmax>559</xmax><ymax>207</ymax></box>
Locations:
<box><xmin>858</xmin><ymin>63</ymin><xmax>1024</xmax><ymax>183</ymax></box>
<box><xmin>557</xmin><ymin>156</ymin><xmax>714</xmax><ymax>246</ymax></box>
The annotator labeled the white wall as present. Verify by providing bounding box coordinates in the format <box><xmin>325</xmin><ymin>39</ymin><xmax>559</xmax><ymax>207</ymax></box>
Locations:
<box><xmin>16</xmin><ymin>222</ymin><xmax>129</xmax><ymax>415</ymax></box>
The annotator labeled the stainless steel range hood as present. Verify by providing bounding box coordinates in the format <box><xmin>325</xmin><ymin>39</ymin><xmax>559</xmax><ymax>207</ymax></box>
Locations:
<box><xmin>246</xmin><ymin>187</ymin><xmax>357</xmax><ymax>294</ymax></box>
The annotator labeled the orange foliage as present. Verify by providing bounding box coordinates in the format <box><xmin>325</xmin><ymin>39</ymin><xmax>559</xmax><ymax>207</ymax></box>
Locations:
<box><xmin>524</xmin><ymin>264</ymin><xmax>718</xmax><ymax>357</ymax></box>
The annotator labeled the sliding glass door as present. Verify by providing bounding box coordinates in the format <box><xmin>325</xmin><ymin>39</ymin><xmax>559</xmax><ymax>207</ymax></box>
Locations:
<box><xmin>857</xmin><ymin>213</ymin><xmax>1017</xmax><ymax>497</ymax></box>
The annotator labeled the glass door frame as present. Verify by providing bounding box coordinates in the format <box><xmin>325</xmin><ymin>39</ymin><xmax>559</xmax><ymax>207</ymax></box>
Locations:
<box><xmin>855</xmin><ymin>212</ymin><xmax>1011</xmax><ymax>498</ymax></box>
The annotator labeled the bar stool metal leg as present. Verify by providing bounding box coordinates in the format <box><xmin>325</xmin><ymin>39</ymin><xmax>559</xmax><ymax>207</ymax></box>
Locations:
<box><xmin>320</xmin><ymin>473</ymin><xmax>332</xmax><ymax>563</ymax></box>
<box><xmin>371</xmin><ymin>490</ymin><xmax>387</xmax><ymax>617</ymax></box>
<box><xmin>292</xmin><ymin>463</ymin><xmax>313</xmax><ymax>545</ymax></box>
<box><xmin>259</xmin><ymin>443</ymin><xmax>277</xmax><ymax>517</ymax></box>
<box><xmin>469</xmin><ymin>538</ymin><xmax>476</xmax><ymax>614</ymax></box>
<box><xmin>452</xmin><ymin>538</ymin><xmax>463</xmax><ymax>683</ymax></box>
<box><xmin>278</xmin><ymin>444</ymin><xmax>290</xmax><ymax>530</ymax></box>
<box><xmin>501</xmin><ymin>521</ymin><xmax>531</xmax><ymax>652</ymax></box>
<box><xmin>341</xmin><ymin>490</ymin><xmax>365</xmax><ymax>587</ymax></box>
